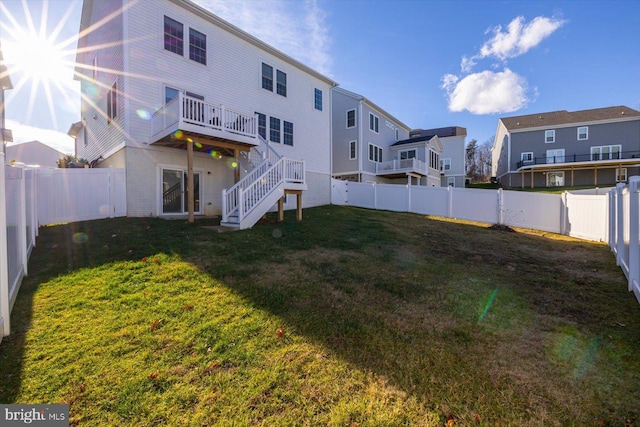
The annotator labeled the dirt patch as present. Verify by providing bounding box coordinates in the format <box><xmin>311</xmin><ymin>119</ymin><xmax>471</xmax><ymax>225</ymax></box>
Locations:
<box><xmin>488</xmin><ymin>224</ymin><xmax>516</xmax><ymax>232</ymax></box>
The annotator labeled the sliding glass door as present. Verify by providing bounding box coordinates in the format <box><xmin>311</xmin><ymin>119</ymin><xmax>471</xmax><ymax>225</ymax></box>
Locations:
<box><xmin>161</xmin><ymin>168</ymin><xmax>201</xmax><ymax>215</ymax></box>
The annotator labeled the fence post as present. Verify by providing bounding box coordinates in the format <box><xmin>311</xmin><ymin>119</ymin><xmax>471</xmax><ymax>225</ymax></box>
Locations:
<box><xmin>616</xmin><ymin>183</ymin><xmax>625</xmax><ymax>267</ymax></box>
<box><xmin>0</xmin><ymin>153</ymin><xmax>10</xmax><ymax>337</ymax></box>
<box><xmin>13</xmin><ymin>165</ymin><xmax>28</xmax><ymax>277</ymax></box>
<box><xmin>497</xmin><ymin>188</ymin><xmax>504</xmax><ymax>225</ymax></box>
<box><xmin>406</xmin><ymin>184</ymin><xmax>411</xmax><ymax>212</ymax></box>
<box><xmin>109</xmin><ymin>166</ymin><xmax>116</xmax><ymax>218</ymax></box>
<box><xmin>373</xmin><ymin>182</ymin><xmax>377</xmax><ymax>210</ymax></box>
<box><xmin>447</xmin><ymin>185</ymin><xmax>453</xmax><ymax>218</ymax></box>
<box><xmin>560</xmin><ymin>191</ymin><xmax>568</xmax><ymax>235</ymax></box>
<box><xmin>627</xmin><ymin>177</ymin><xmax>640</xmax><ymax>292</ymax></box>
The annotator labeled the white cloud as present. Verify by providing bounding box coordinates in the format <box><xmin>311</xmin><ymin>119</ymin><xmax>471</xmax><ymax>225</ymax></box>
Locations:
<box><xmin>441</xmin><ymin>69</ymin><xmax>529</xmax><ymax>115</ymax></box>
<box><xmin>193</xmin><ymin>0</ymin><xmax>332</xmax><ymax>75</ymax></box>
<box><xmin>5</xmin><ymin>119</ymin><xmax>75</xmax><ymax>155</ymax></box>
<box><xmin>479</xmin><ymin>16</ymin><xmax>565</xmax><ymax>61</ymax></box>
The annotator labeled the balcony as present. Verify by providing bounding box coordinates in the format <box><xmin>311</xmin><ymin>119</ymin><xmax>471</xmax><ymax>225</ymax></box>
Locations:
<box><xmin>150</xmin><ymin>93</ymin><xmax>259</xmax><ymax>152</ymax></box>
<box><xmin>376</xmin><ymin>158</ymin><xmax>429</xmax><ymax>178</ymax></box>
<box><xmin>517</xmin><ymin>149</ymin><xmax>640</xmax><ymax>170</ymax></box>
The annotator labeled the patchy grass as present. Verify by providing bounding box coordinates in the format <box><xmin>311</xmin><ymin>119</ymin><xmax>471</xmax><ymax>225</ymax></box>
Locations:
<box><xmin>1</xmin><ymin>206</ymin><xmax>639</xmax><ymax>426</ymax></box>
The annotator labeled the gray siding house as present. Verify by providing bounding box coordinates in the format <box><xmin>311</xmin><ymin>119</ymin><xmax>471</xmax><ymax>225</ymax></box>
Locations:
<box><xmin>409</xmin><ymin>126</ymin><xmax>467</xmax><ymax>187</ymax></box>
<box><xmin>492</xmin><ymin>106</ymin><xmax>640</xmax><ymax>188</ymax></box>
<box><xmin>331</xmin><ymin>87</ymin><xmax>442</xmax><ymax>186</ymax></box>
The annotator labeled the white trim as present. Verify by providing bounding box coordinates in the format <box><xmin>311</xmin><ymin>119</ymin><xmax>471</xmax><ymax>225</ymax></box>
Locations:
<box><xmin>157</xmin><ymin>164</ymin><xmax>204</xmax><ymax>216</ymax></box>
<box><xmin>546</xmin><ymin>148</ymin><xmax>565</xmax><ymax>163</ymax></box>
<box><xmin>103</xmin><ymin>141</ymin><xmax>126</xmax><ymax>160</ymax></box>
<box><xmin>505</xmin><ymin>115</ymin><xmax>640</xmax><ymax>133</ymax></box>
<box><xmin>369</xmin><ymin>112</ymin><xmax>379</xmax><ymax>134</ymax></box>
<box><xmin>440</xmin><ymin>157</ymin><xmax>452</xmax><ymax>171</ymax></box>
<box><xmin>399</xmin><ymin>148</ymin><xmax>417</xmax><ymax>160</ymax></box>
<box><xmin>521</xmin><ymin>152</ymin><xmax>533</xmax><ymax>163</ymax></box>
<box><xmin>545</xmin><ymin>129</ymin><xmax>555</xmax><ymax>143</ymax></box>
<box><xmin>618</xmin><ymin>168</ymin><xmax>628</xmax><ymax>182</ymax></box>
<box><xmin>447</xmin><ymin>176</ymin><xmax>456</xmax><ymax>187</ymax></box>
<box><xmin>368</xmin><ymin>142</ymin><xmax>382</xmax><ymax>163</ymax></box>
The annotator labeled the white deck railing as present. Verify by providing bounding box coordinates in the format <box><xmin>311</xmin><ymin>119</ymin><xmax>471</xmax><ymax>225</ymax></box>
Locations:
<box><xmin>376</xmin><ymin>158</ymin><xmax>428</xmax><ymax>175</ymax></box>
<box><xmin>151</xmin><ymin>93</ymin><xmax>257</xmax><ymax>140</ymax></box>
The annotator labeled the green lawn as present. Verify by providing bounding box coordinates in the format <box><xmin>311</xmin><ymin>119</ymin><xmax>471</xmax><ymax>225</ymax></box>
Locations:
<box><xmin>1</xmin><ymin>206</ymin><xmax>638</xmax><ymax>426</ymax></box>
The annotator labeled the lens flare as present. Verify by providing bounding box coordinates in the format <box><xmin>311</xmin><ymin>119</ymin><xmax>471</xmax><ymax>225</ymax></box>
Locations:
<box><xmin>272</xmin><ymin>229</ymin><xmax>283</xmax><ymax>238</ymax></box>
<box><xmin>226</xmin><ymin>159</ymin><xmax>238</xmax><ymax>169</ymax></box>
<box><xmin>136</xmin><ymin>109</ymin><xmax>151</xmax><ymax>120</ymax></box>
<box><xmin>195</xmin><ymin>142</ymin><xmax>203</xmax><ymax>149</ymax></box>
<box><xmin>72</xmin><ymin>232</ymin><xmax>88</xmax><ymax>244</ymax></box>
<box><xmin>173</xmin><ymin>130</ymin><xmax>184</xmax><ymax>139</ymax></box>
<box><xmin>478</xmin><ymin>288</ymin><xmax>498</xmax><ymax>322</ymax></box>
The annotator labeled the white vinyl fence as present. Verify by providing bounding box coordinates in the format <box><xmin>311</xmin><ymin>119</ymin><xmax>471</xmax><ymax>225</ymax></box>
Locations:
<box><xmin>609</xmin><ymin>177</ymin><xmax>640</xmax><ymax>304</ymax></box>
<box><xmin>331</xmin><ymin>179</ymin><xmax>607</xmax><ymax>240</ymax></box>
<box><xmin>1</xmin><ymin>164</ymin><xmax>126</xmax><ymax>339</ymax></box>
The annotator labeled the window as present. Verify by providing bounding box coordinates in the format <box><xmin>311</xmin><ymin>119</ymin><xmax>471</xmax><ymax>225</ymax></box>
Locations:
<box><xmin>257</xmin><ymin>113</ymin><xmax>267</xmax><ymax>139</ymax></box>
<box><xmin>346</xmin><ymin>109</ymin><xmax>356</xmax><ymax>128</ymax></box>
<box><xmin>576</xmin><ymin>126</ymin><xmax>588</xmax><ymax>140</ymax></box>
<box><xmin>164</xmin><ymin>16</ymin><xmax>184</xmax><ymax>56</ymax></box>
<box><xmin>369</xmin><ymin>113</ymin><xmax>379</xmax><ymax>133</ymax></box>
<box><xmin>440</xmin><ymin>158</ymin><xmax>452</xmax><ymax>171</ymax></box>
<box><xmin>521</xmin><ymin>152</ymin><xmax>533</xmax><ymax>163</ymax></box>
<box><xmin>189</xmin><ymin>28</ymin><xmax>206</xmax><ymax>65</ymax></box>
<box><xmin>368</xmin><ymin>143</ymin><xmax>382</xmax><ymax>163</ymax></box>
<box><xmin>618</xmin><ymin>168</ymin><xmax>628</xmax><ymax>182</ymax></box>
<box><xmin>262</xmin><ymin>63</ymin><xmax>273</xmax><ymax>91</ymax></box>
<box><xmin>395</xmin><ymin>128</ymin><xmax>399</xmax><ymax>141</ymax></box>
<box><xmin>269</xmin><ymin>117</ymin><xmax>281</xmax><ymax>143</ymax></box>
<box><xmin>591</xmin><ymin>145</ymin><xmax>621</xmax><ymax>161</ymax></box>
<box><xmin>447</xmin><ymin>177</ymin><xmax>456</xmax><ymax>187</ymax></box>
<box><xmin>276</xmin><ymin>70</ymin><xmax>287</xmax><ymax>96</ymax></box>
<box><xmin>165</xmin><ymin>86</ymin><xmax>180</xmax><ymax>103</ymax></box>
<box><xmin>283</xmin><ymin>121</ymin><xmax>293</xmax><ymax>146</ymax></box>
<box><xmin>314</xmin><ymin>88</ymin><xmax>323</xmax><ymax>111</ymax></box>
<box><xmin>429</xmin><ymin>149</ymin><xmax>439</xmax><ymax>170</ymax></box>
<box><xmin>546</xmin><ymin>149</ymin><xmax>565</xmax><ymax>164</ymax></box>
<box><xmin>400</xmin><ymin>149</ymin><xmax>416</xmax><ymax>160</ymax></box>
<box><xmin>545</xmin><ymin>130</ymin><xmax>555</xmax><ymax>143</ymax></box>
<box><xmin>349</xmin><ymin>141</ymin><xmax>357</xmax><ymax>160</ymax></box>
<box><xmin>107</xmin><ymin>82</ymin><xmax>117</xmax><ymax>123</ymax></box>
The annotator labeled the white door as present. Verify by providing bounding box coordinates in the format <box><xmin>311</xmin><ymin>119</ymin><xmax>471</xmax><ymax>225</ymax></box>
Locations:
<box><xmin>161</xmin><ymin>168</ymin><xmax>201</xmax><ymax>215</ymax></box>
<box><xmin>546</xmin><ymin>149</ymin><xmax>565</xmax><ymax>164</ymax></box>
<box><xmin>547</xmin><ymin>171</ymin><xmax>565</xmax><ymax>187</ymax></box>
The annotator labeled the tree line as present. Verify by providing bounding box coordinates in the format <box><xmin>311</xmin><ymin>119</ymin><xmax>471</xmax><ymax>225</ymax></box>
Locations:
<box><xmin>465</xmin><ymin>137</ymin><xmax>493</xmax><ymax>183</ymax></box>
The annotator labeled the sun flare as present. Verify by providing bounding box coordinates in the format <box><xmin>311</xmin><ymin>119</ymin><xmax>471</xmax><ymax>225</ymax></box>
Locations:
<box><xmin>4</xmin><ymin>32</ymin><xmax>72</xmax><ymax>86</ymax></box>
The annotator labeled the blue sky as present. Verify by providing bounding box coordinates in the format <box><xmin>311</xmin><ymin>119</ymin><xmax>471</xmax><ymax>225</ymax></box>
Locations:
<box><xmin>1</xmin><ymin>0</ymin><xmax>639</xmax><ymax>155</ymax></box>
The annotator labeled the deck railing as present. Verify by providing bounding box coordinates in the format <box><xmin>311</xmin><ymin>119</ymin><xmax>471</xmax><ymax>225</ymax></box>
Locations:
<box><xmin>151</xmin><ymin>93</ymin><xmax>257</xmax><ymax>140</ymax></box>
<box><xmin>376</xmin><ymin>158</ymin><xmax>428</xmax><ymax>175</ymax></box>
<box><xmin>517</xmin><ymin>149</ymin><xmax>640</xmax><ymax>169</ymax></box>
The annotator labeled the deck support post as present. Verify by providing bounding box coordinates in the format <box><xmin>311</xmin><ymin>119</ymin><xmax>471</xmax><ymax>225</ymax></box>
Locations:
<box><xmin>278</xmin><ymin>197</ymin><xmax>284</xmax><ymax>223</ymax></box>
<box><xmin>187</xmin><ymin>140</ymin><xmax>194</xmax><ymax>223</ymax></box>
<box><xmin>234</xmin><ymin>149</ymin><xmax>240</xmax><ymax>183</ymax></box>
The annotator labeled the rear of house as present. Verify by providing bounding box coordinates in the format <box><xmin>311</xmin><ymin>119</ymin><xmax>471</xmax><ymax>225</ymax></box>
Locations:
<box><xmin>492</xmin><ymin>106</ymin><xmax>640</xmax><ymax>188</ymax></box>
<box><xmin>74</xmin><ymin>0</ymin><xmax>335</xmax><ymax>225</ymax></box>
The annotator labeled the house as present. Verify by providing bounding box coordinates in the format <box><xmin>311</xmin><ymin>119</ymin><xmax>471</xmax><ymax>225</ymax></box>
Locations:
<box><xmin>408</xmin><ymin>126</ymin><xmax>467</xmax><ymax>187</ymax></box>
<box><xmin>332</xmin><ymin>87</ymin><xmax>442</xmax><ymax>186</ymax></box>
<box><xmin>74</xmin><ymin>0</ymin><xmax>337</xmax><ymax>228</ymax></box>
<box><xmin>492</xmin><ymin>106</ymin><xmax>640</xmax><ymax>188</ymax></box>
<box><xmin>6</xmin><ymin>141</ymin><xmax>67</xmax><ymax>167</ymax></box>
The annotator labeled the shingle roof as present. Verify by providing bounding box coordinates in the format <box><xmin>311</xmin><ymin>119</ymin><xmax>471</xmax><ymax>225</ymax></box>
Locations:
<box><xmin>501</xmin><ymin>106</ymin><xmax>640</xmax><ymax>131</ymax></box>
<box><xmin>409</xmin><ymin>126</ymin><xmax>467</xmax><ymax>139</ymax></box>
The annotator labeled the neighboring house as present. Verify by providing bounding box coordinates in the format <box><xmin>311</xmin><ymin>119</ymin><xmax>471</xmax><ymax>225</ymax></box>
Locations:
<box><xmin>332</xmin><ymin>87</ymin><xmax>441</xmax><ymax>186</ymax></box>
<box><xmin>74</xmin><ymin>0</ymin><xmax>337</xmax><ymax>228</ymax></box>
<box><xmin>0</xmin><ymin>42</ymin><xmax>13</xmax><ymax>155</ymax></box>
<box><xmin>492</xmin><ymin>106</ymin><xmax>640</xmax><ymax>188</ymax></box>
<box><xmin>408</xmin><ymin>126</ymin><xmax>467</xmax><ymax>187</ymax></box>
<box><xmin>6</xmin><ymin>141</ymin><xmax>66</xmax><ymax>167</ymax></box>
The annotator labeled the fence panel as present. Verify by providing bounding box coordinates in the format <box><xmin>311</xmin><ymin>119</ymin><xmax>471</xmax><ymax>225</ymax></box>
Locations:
<box><xmin>565</xmin><ymin>193</ymin><xmax>608</xmax><ymax>241</ymax></box>
<box><xmin>376</xmin><ymin>184</ymin><xmax>408</xmax><ymax>212</ymax></box>
<box><xmin>4</xmin><ymin>165</ymin><xmax>26</xmax><ymax>314</ymax></box>
<box><xmin>330</xmin><ymin>179</ymin><xmax>348</xmax><ymax>206</ymax></box>
<box><xmin>503</xmin><ymin>191</ymin><xmax>563</xmax><ymax>234</ymax></box>
<box><xmin>451</xmin><ymin>187</ymin><xmax>498</xmax><ymax>223</ymax></box>
<box><xmin>347</xmin><ymin>182</ymin><xmax>376</xmax><ymax>209</ymax></box>
<box><xmin>410</xmin><ymin>186</ymin><xmax>449</xmax><ymax>217</ymax></box>
<box><xmin>38</xmin><ymin>168</ymin><xmax>126</xmax><ymax>225</ymax></box>
<box><xmin>0</xmin><ymin>153</ymin><xmax>8</xmax><ymax>337</ymax></box>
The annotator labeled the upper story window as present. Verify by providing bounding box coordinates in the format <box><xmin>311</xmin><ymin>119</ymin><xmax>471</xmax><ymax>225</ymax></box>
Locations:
<box><xmin>346</xmin><ymin>109</ymin><xmax>356</xmax><ymax>128</ymax></box>
<box><xmin>276</xmin><ymin>70</ymin><xmax>287</xmax><ymax>97</ymax></box>
<box><xmin>400</xmin><ymin>149</ymin><xmax>416</xmax><ymax>160</ymax></box>
<box><xmin>577</xmin><ymin>126</ymin><xmax>588</xmax><ymax>140</ymax></box>
<box><xmin>349</xmin><ymin>141</ymin><xmax>357</xmax><ymax>160</ymax></box>
<box><xmin>545</xmin><ymin>130</ymin><xmax>555</xmax><ymax>143</ymax></box>
<box><xmin>165</xmin><ymin>86</ymin><xmax>204</xmax><ymax>103</ymax></box>
<box><xmin>164</xmin><ymin>16</ymin><xmax>184</xmax><ymax>56</ymax></box>
<box><xmin>429</xmin><ymin>149</ymin><xmax>439</xmax><ymax>170</ymax></box>
<box><xmin>189</xmin><ymin>28</ymin><xmax>206</xmax><ymax>65</ymax></box>
<box><xmin>261</xmin><ymin>63</ymin><xmax>273</xmax><ymax>91</ymax></box>
<box><xmin>257</xmin><ymin>113</ymin><xmax>267</xmax><ymax>139</ymax></box>
<box><xmin>395</xmin><ymin>128</ymin><xmax>399</xmax><ymax>141</ymax></box>
<box><xmin>283</xmin><ymin>121</ymin><xmax>294</xmax><ymax>146</ymax></box>
<box><xmin>440</xmin><ymin>158</ymin><xmax>452</xmax><ymax>171</ymax></box>
<box><xmin>269</xmin><ymin>117</ymin><xmax>281</xmax><ymax>143</ymax></box>
<box><xmin>314</xmin><ymin>89</ymin><xmax>323</xmax><ymax>111</ymax></box>
<box><xmin>107</xmin><ymin>82</ymin><xmax>117</xmax><ymax>123</ymax></box>
<box><xmin>521</xmin><ymin>152</ymin><xmax>533</xmax><ymax>163</ymax></box>
<box><xmin>368</xmin><ymin>143</ymin><xmax>382</xmax><ymax>163</ymax></box>
<box><xmin>369</xmin><ymin>113</ymin><xmax>379</xmax><ymax>133</ymax></box>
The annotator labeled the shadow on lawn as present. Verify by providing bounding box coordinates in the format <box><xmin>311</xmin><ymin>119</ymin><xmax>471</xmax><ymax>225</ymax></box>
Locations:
<box><xmin>2</xmin><ymin>206</ymin><xmax>638</xmax><ymax>423</ymax></box>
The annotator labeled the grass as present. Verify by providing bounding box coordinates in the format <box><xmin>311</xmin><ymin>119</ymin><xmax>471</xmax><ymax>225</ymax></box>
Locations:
<box><xmin>1</xmin><ymin>205</ymin><xmax>639</xmax><ymax>426</ymax></box>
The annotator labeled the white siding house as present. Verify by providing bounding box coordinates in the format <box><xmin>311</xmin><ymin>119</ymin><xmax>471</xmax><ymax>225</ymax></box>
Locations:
<box><xmin>409</xmin><ymin>127</ymin><xmax>467</xmax><ymax>187</ymax></box>
<box><xmin>6</xmin><ymin>141</ymin><xmax>67</xmax><ymax>167</ymax></box>
<box><xmin>75</xmin><ymin>0</ymin><xmax>336</xmax><ymax>228</ymax></box>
